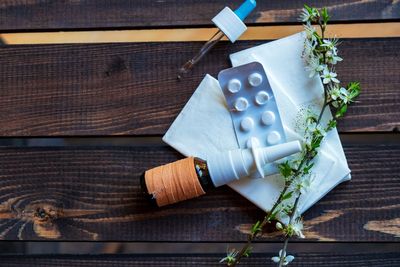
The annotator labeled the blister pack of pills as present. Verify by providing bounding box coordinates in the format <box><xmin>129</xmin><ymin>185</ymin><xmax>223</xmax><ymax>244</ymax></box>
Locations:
<box><xmin>218</xmin><ymin>61</ymin><xmax>286</xmax><ymax>149</ymax></box>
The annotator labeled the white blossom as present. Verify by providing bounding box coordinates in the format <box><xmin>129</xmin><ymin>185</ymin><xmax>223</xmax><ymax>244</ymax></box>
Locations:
<box><xmin>326</xmin><ymin>50</ymin><xmax>343</xmax><ymax>64</ymax></box>
<box><xmin>321</xmin><ymin>68</ymin><xmax>340</xmax><ymax>84</ymax></box>
<box><xmin>271</xmin><ymin>250</ymin><xmax>295</xmax><ymax>265</ymax></box>
<box><xmin>305</xmin><ymin>56</ymin><xmax>325</xmax><ymax>78</ymax></box>
<box><xmin>220</xmin><ymin>248</ymin><xmax>238</xmax><ymax>263</ymax></box>
<box><xmin>330</xmin><ymin>86</ymin><xmax>341</xmax><ymax>101</ymax></box>
<box><xmin>303</xmin><ymin>38</ymin><xmax>316</xmax><ymax>59</ymax></box>
<box><xmin>321</xmin><ymin>38</ymin><xmax>339</xmax><ymax>54</ymax></box>
<box><xmin>299</xmin><ymin>8</ymin><xmax>312</xmax><ymax>22</ymax></box>
<box><xmin>304</xmin><ymin>22</ymin><xmax>317</xmax><ymax>42</ymax></box>
<box><xmin>293</xmin><ymin>175</ymin><xmax>313</xmax><ymax>194</ymax></box>
<box><xmin>330</xmin><ymin>86</ymin><xmax>350</xmax><ymax>106</ymax></box>
<box><xmin>291</xmin><ymin>219</ymin><xmax>305</xmax><ymax>239</ymax></box>
<box><xmin>339</xmin><ymin>87</ymin><xmax>349</xmax><ymax>103</ymax></box>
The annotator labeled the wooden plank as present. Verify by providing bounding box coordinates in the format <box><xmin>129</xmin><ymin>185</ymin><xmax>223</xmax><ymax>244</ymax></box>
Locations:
<box><xmin>2</xmin><ymin>23</ymin><xmax>400</xmax><ymax>45</ymax></box>
<box><xmin>0</xmin><ymin>38</ymin><xmax>398</xmax><ymax>136</ymax></box>
<box><xmin>1</xmin><ymin>252</ymin><xmax>400</xmax><ymax>266</ymax></box>
<box><xmin>0</xmin><ymin>142</ymin><xmax>398</xmax><ymax>241</ymax></box>
<box><xmin>0</xmin><ymin>0</ymin><xmax>399</xmax><ymax>31</ymax></box>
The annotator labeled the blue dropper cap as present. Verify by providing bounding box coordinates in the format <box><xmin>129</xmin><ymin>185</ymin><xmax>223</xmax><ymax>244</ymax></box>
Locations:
<box><xmin>234</xmin><ymin>0</ymin><xmax>257</xmax><ymax>21</ymax></box>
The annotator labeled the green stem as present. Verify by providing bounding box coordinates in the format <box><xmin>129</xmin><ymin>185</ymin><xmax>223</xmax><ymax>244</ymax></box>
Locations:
<box><xmin>229</xmin><ymin>186</ymin><xmax>290</xmax><ymax>266</ymax></box>
<box><xmin>278</xmin><ymin>238</ymin><xmax>290</xmax><ymax>266</ymax></box>
<box><xmin>278</xmin><ymin>195</ymin><xmax>302</xmax><ymax>267</ymax></box>
<box><xmin>318</xmin><ymin>20</ymin><xmax>326</xmax><ymax>63</ymax></box>
<box><xmin>317</xmin><ymin>89</ymin><xmax>328</xmax><ymax>124</ymax></box>
<box><xmin>228</xmin><ymin>13</ymin><xmax>334</xmax><ymax>267</ymax></box>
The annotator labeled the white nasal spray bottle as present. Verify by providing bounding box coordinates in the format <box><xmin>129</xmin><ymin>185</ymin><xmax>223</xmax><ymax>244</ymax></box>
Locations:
<box><xmin>207</xmin><ymin>140</ymin><xmax>302</xmax><ymax>187</ymax></box>
<box><xmin>141</xmin><ymin>139</ymin><xmax>302</xmax><ymax>207</ymax></box>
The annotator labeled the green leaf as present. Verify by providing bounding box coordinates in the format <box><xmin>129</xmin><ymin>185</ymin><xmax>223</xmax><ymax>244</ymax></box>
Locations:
<box><xmin>304</xmin><ymin>4</ymin><xmax>313</xmax><ymax>13</ymax></box>
<box><xmin>311</xmin><ymin>135</ymin><xmax>323</xmax><ymax>150</ymax></box>
<box><xmin>251</xmin><ymin>221</ymin><xmax>262</xmax><ymax>235</ymax></box>
<box><xmin>243</xmin><ymin>247</ymin><xmax>252</xmax><ymax>258</ymax></box>
<box><xmin>321</xmin><ymin>7</ymin><xmax>330</xmax><ymax>24</ymax></box>
<box><xmin>303</xmin><ymin>162</ymin><xmax>314</xmax><ymax>175</ymax></box>
<box><xmin>326</xmin><ymin>119</ymin><xmax>337</xmax><ymax>131</ymax></box>
<box><xmin>335</xmin><ymin>104</ymin><xmax>348</xmax><ymax>118</ymax></box>
<box><xmin>282</xmin><ymin>191</ymin><xmax>293</xmax><ymax>201</ymax></box>
<box><xmin>306</xmin><ymin>115</ymin><xmax>317</xmax><ymax>124</ymax></box>
<box><xmin>347</xmin><ymin>82</ymin><xmax>361</xmax><ymax>101</ymax></box>
<box><xmin>269</xmin><ymin>208</ymin><xmax>280</xmax><ymax>221</ymax></box>
<box><xmin>279</xmin><ymin>161</ymin><xmax>293</xmax><ymax>178</ymax></box>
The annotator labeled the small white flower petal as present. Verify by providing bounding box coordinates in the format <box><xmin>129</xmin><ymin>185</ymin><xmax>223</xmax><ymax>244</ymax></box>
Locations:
<box><xmin>286</xmin><ymin>255</ymin><xmax>295</xmax><ymax>262</ymax></box>
<box><xmin>331</xmin><ymin>77</ymin><xmax>340</xmax><ymax>83</ymax></box>
<box><xmin>271</xmin><ymin>256</ymin><xmax>280</xmax><ymax>263</ymax></box>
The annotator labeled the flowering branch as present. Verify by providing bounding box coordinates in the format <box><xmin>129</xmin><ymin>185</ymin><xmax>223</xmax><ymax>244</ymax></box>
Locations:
<box><xmin>220</xmin><ymin>5</ymin><xmax>360</xmax><ymax>266</ymax></box>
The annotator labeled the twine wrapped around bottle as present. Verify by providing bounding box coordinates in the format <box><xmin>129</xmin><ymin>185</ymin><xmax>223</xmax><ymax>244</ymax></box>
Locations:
<box><xmin>144</xmin><ymin>157</ymin><xmax>205</xmax><ymax>207</ymax></box>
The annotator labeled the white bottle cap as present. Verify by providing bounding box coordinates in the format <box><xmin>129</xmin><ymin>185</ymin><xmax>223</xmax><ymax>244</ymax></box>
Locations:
<box><xmin>212</xmin><ymin>7</ymin><xmax>247</xmax><ymax>43</ymax></box>
<box><xmin>207</xmin><ymin>140</ymin><xmax>302</xmax><ymax>187</ymax></box>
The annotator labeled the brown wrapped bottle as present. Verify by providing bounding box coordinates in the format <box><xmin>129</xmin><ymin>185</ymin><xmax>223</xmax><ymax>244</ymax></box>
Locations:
<box><xmin>140</xmin><ymin>141</ymin><xmax>302</xmax><ymax>207</ymax></box>
<box><xmin>140</xmin><ymin>157</ymin><xmax>214</xmax><ymax>207</ymax></box>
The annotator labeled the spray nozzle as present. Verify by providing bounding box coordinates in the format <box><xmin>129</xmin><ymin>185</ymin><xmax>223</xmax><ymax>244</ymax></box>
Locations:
<box><xmin>207</xmin><ymin>139</ymin><xmax>302</xmax><ymax>187</ymax></box>
<box><xmin>252</xmin><ymin>140</ymin><xmax>302</xmax><ymax>177</ymax></box>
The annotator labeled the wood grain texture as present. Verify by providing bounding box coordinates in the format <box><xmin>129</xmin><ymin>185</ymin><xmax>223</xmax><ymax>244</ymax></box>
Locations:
<box><xmin>1</xmin><ymin>253</ymin><xmax>400</xmax><ymax>266</ymax></box>
<box><xmin>0</xmin><ymin>38</ymin><xmax>399</xmax><ymax>136</ymax></box>
<box><xmin>0</xmin><ymin>0</ymin><xmax>399</xmax><ymax>31</ymax></box>
<box><xmin>0</xmin><ymin>143</ymin><xmax>398</xmax><ymax>241</ymax></box>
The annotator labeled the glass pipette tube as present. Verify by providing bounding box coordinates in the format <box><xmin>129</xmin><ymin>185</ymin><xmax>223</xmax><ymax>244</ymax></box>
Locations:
<box><xmin>176</xmin><ymin>0</ymin><xmax>256</xmax><ymax>80</ymax></box>
<box><xmin>177</xmin><ymin>30</ymin><xmax>225</xmax><ymax>80</ymax></box>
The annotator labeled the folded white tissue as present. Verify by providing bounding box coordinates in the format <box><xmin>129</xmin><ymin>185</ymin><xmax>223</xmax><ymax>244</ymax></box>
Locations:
<box><xmin>163</xmin><ymin>32</ymin><xmax>350</xmax><ymax>214</ymax></box>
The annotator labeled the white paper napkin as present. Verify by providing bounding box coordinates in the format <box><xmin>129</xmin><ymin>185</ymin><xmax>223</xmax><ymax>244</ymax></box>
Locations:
<box><xmin>163</xmin><ymin>32</ymin><xmax>350</xmax><ymax>213</ymax></box>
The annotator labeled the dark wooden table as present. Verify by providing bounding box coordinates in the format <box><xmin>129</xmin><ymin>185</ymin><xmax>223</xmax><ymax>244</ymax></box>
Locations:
<box><xmin>0</xmin><ymin>1</ymin><xmax>399</xmax><ymax>266</ymax></box>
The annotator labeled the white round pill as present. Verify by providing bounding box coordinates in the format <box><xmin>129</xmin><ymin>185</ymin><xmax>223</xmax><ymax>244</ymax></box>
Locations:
<box><xmin>261</xmin><ymin>111</ymin><xmax>276</xmax><ymax>126</ymax></box>
<box><xmin>246</xmin><ymin>137</ymin><xmax>260</xmax><ymax>148</ymax></box>
<box><xmin>240</xmin><ymin>117</ymin><xmax>254</xmax><ymax>132</ymax></box>
<box><xmin>267</xmin><ymin>131</ymin><xmax>281</xmax><ymax>145</ymax></box>
<box><xmin>234</xmin><ymin>97</ymin><xmax>249</xmax><ymax>112</ymax></box>
<box><xmin>248</xmin><ymin>72</ymin><xmax>263</xmax><ymax>87</ymax></box>
<box><xmin>227</xmin><ymin>79</ymin><xmax>241</xmax><ymax>93</ymax></box>
<box><xmin>255</xmin><ymin>91</ymin><xmax>269</xmax><ymax>105</ymax></box>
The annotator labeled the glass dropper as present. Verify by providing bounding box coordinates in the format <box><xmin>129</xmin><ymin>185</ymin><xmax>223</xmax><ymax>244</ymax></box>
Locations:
<box><xmin>177</xmin><ymin>0</ymin><xmax>257</xmax><ymax>80</ymax></box>
<box><xmin>177</xmin><ymin>30</ymin><xmax>225</xmax><ymax>80</ymax></box>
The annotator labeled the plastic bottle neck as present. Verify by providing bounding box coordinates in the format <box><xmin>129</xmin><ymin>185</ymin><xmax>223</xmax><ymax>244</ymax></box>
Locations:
<box><xmin>194</xmin><ymin>157</ymin><xmax>215</xmax><ymax>191</ymax></box>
